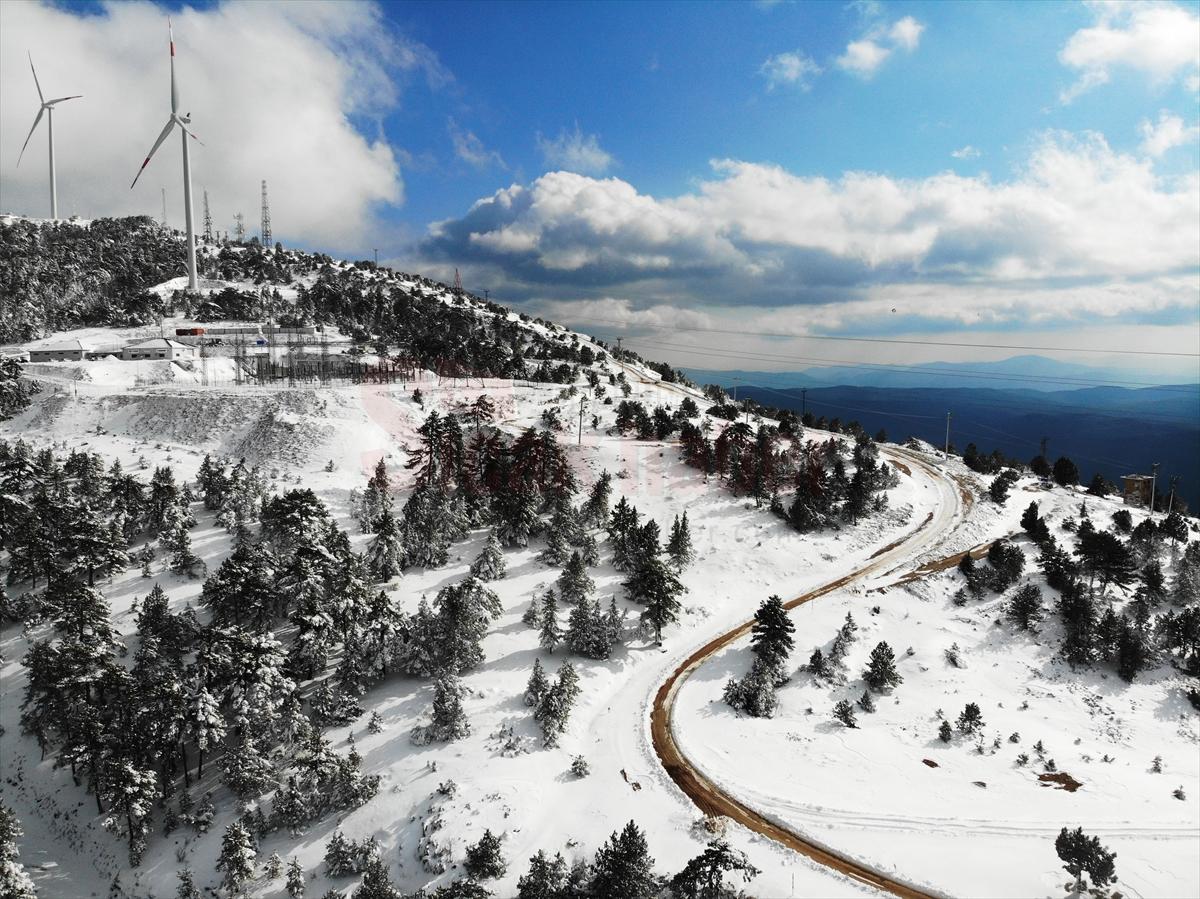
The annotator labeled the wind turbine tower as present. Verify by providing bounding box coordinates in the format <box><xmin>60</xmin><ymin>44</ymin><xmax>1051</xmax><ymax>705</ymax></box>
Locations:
<box><xmin>16</xmin><ymin>53</ymin><xmax>82</xmax><ymax>219</ymax></box>
<box><xmin>260</xmin><ymin>180</ymin><xmax>272</xmax><ymax>247</ymax></box>
<box><xmin>130</xmin><ymin>20</ymin><xmax>201</xmax><ymax>292</ymax></box>
<box><xmin>161</xmin><ymin>187</ymin><xmax>168</xmax><ymax>228</ymax></box>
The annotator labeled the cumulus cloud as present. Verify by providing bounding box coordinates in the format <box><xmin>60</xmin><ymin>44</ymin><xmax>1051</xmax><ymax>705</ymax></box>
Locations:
<box><xmin>1139</xmin><ymin>111</ymin><xmax>1200</xmax><ymax>157</ymax></box>
<box><xmin>1059</xmin><ymin>1</ymin><xmax>1200</xmax><ymax>102</ymax></box>
<box><xmin>1</xmin><ymin>0</ymin><xmax>440</xmax><ymax>251</ymax></box>
<box><xmin>760</xmin><ymin>51</ymin><xmax>822</xmax><ymax>91</ymax></box>
<box><xmin>536</xmin><ymin>124</ymin><xmax>615</xmax><ymax>175</ymax></box>
<box><xmin>418</xmin><ymin>132</ymin><xmax>1199</xmax><ymax>339</ymax></box>
<box><xmin>951</xmin><ymin>145</ymin><xmax>981</xmax><ymax>160</ymax></box>
<box><xmin>448</xmin><ymin>118</ymin><xmax>505</xmax><ymax>170</ymax></box>
<box><xmin>836</xmin><ymin>13</ymin><xmax>925</xmax><ymax>79</ymax></box>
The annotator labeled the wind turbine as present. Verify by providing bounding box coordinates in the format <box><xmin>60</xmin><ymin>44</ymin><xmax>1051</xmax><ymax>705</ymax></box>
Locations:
<box><xmin>131</xmin><ymin>19</ymin><xmax>201</xmax><ymax>292</ymax></box>
<box><xmin>16</xmin><ymin>53</ymin><xmax>82</xmax><ymax>220</ymax></box>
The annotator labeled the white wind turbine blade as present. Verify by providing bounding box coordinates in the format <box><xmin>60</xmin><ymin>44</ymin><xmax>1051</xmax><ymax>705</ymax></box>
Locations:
<box><xmin>44</xmin><ymin>95</ymin><xmax>83</xmax><ymax>107</ymax></box>
<box><xmin>130</xmin><ymin>117</ymin><xmax>178</xmax><ymax>189</ymax></box>
<box><xmin>28</xmin><ymin>52</ymin><xmax>44</xmax><ymax>104</ymax></box>
<box><xmin>169</xmin><ymin>19</ymin><xmax>179</xmax><ymax>115</ymax></box>
<box><xmin>180</xmin><ymin>123</ymin><xmax>204</xmax><ymax>146</ymax></box>
<box><xmin>16</xmin><ymin>107</ymin><xmax>45</xmax><ymax>168</ymax></box>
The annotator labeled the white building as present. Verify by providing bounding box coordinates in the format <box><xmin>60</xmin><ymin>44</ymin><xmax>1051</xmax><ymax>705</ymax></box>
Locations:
<box><xmin>120</xmin><ymin>338</ymin><xmax>198</xmax><ymax>362</ymax></box>
<box><xmin>28</xmin><ymin>340</ymin><xmax>90</xmax><ymax>362</ymax></box>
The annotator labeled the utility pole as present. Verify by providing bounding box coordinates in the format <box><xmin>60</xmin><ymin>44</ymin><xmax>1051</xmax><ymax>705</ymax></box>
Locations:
<box><xmin>260</xmin><ymin>180</ymin><xmax>272</xmax><ymax>247</ymax></box>
<box><xmin>483</xmin><ymin>289</ymin><xmax>489</xmax><ymax>302</ymax></box>
<box><xmin>801</xmin><ymin>387</ymin><xmax>807</xmax><ymax>418</ymax></box>
<box><xmin>1150</xmin><ymin>462</ymin><xmax>1160</xmax><ymax>515</ymax></box>
<box><xmin>578</xmin><ymin>396</ymin><xmax>587</xmax><ymax>446</ymax></box>
<box><xmin>373</xmin><ymin>248</ymin><xmax>378</xmax><ymax>267</ymax></box>
<box><xmin>944</xmin><ymin>411</ymin><xmax>952</xmax><ymax>457</ymax></box>
<box><xmin>1167</xmin><ymin>475</ymin><xmax>1179</xmax><ymax>515</ymax></box>
<box><xmin>202</xmin><ymin>189</ymin><xmax>213</xmax><ymax>243</ymax></box>
<box><xmin>1040</xmin><ymin>436</ymin><xmax>1048</xmax><ymax>461</ymax></box>
<box><xmin>615</xmin><ymin>336</ymin><xmax>622</xmax><ymax>358</ymax></box>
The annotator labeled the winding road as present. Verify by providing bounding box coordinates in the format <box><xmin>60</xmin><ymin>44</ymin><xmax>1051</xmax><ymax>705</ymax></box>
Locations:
<box><xmin>650</xmin><ymin>446</ymin><xmax>970</xmax><ymax>899</ymax></box>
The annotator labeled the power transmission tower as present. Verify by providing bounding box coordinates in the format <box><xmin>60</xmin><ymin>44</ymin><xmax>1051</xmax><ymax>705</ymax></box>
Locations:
<box><xmin>260</xmin><ymin>180</ymin><xmax>272</xmax><ymax>247</ymax></box>
<box><xmin>233</xmin><ymin>213</ymin><xmax>245</xmax><ymax>243</ymax></box>
<box><xmin>202</xmin><ymin>189</ymin><xmax>213</xmax><ymax>243</ymax></box>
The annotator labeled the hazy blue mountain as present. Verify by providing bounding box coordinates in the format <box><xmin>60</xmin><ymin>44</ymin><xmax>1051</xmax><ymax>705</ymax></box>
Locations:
<box><xmin>683</xmin><ymin>355</ymin><xmax>1182</xmax><ymax>393</ymax></box>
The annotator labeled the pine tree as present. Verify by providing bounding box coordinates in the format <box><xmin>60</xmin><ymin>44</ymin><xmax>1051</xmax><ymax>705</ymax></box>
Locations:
<box><xmin>722</xmin><ymin>658</ymin><xmax>778</xmax><ymax>718</ymax></box>
<box><xmin>1055</xmin><ymin>827</ymin><xmax>1117</xmax><ymax>894</ymax></box>
<box><xmin>469</xmin><ymin>533</ymin><xmax>506</xmax><ymax>581</ymax></box>
<box><xmin>325</xmin><ymin>830</ymin><xmax>357</xmax><ymax>876</ymax></box>
<box><xmin>286</xmin><ymin>857</ymin><xmax>306</xmax><ymax>898</ymax></box>
<box><xmin>100</xmin><ymin>757</ymin><xmax>159</xmax><ymax>865</ymax></box>
<box><xmin>556</xmin><ymin>552</ymin><xmax>594</xmax><ymax>605</ymax></box>
<box><xmin>366</xmin><ymin>508</ymin><xmax>404</xmax><ymax>582</ymax></box>
<box><xmin>464</xmin><ymin>829</ymin><xmax>507</xmax><ymax>880</ymax></box>
<box><xmin>419</xmin><ymin>672</ymin><xmax>470</xmax><ymax>743</ymax></box>
<box><xmin>637</xmin><ymin>556</ymin><xmax>684</xmax><ymax>644</ymax></box>
<box><xmin>858</xmin><ymin>690</ymin><xmax>875</xmax><ymax>713</ymax></box>
<box><xmin>265</xmin><ymin>851</ymin><xmax>284</xmax><ymax>879</ymax></box>
<box><xmin>666</xmin><ymin>512</ymin><xmax>694</xmax><ymax>572</ymax></box>
<box><xmin>580</xmin><ymin>471</ymin><xmax>612</xmax><ymax>529</ymax></box>
<box><xmin>518</xmin><ymin>850</ymin><xmax>568</xmax><ymax>899</ymax></box>
<box><xmin>538</xmin><ymin>590</ymin><xmax>562</xmax><ymax>653</ymax></box>
<box><xmin>538</xmin><ymin>527</ymin><xmax>570</xmax><ymax>566</ymax></box>
<box><xmin>353</xmin><ymin>856</ymin><xmax>402</xmax><ymax>899</ymax></box>
<box><xmin>807</xmin><ymin>647</ymin><xmax>830</xmax><ymax>681</ymax></box>
<box><xmin>862</xmin><ymin>641</ymin><xmax>902</xmax><ymax>691</ymax></box>
<box><xmin>938</xmin><ymin>719</ymin><xmax>953</xmax><ymax>742</ymax></box>
<box><xmin>832</xmin><ymin>699</ymin><xmax>857</xmax><ymax>728</ymax></box>
<box><xmin>590</xmin><ymin>821</ymin><xmax>657</xmax><ymax>899</ymax></box>
<box><xmin>433</xmin><ymin>577</ymin><xmax>502</xmax><ymax>674</ymax></box>
<box><xmin>749</xmin><ymin>595</ymin><xmax>795</xmax><ymax>685</ymax></box>
<box><xmin>669</xmin><ymin>838</ymin><xmax>760</xmax><ymax>899</ymax></box>
<box><xmin>956</xmin><ymin>702</ymin><xmax>985</xmax><ymax>735</ymax></box>
<box><xmin>0</xmin><ymin>802</ymin><xmax>36</xmax><ymax>899</ymax></box>
<box><xmin>1007</xmin><ymin>583</ymin><xmax>1044</xmax><ymax>630</ymax></box>
<box><xmin>524</xmin><ymin>658</ymin><xmax>550</xmax><ymax>707</ymax></box>
<box><xmin>217</xmin><ymin>821</ymin><xmax>257</xmax><ymax>895</ymax></box>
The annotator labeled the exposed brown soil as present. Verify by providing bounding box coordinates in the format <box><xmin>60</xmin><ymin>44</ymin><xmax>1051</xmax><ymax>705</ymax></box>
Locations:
<box><xmin>890</xmin><ymin>459</ymin><xmax>912</xmax><ymax>477</ymax></box>
<box><xmin>1038</xmin><ymin>771</ymin><xmax>1083</xmax><ymax>792</ymax></box>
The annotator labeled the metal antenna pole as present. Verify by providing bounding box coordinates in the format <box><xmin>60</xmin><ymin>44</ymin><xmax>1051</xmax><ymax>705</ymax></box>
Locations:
<box><xmin>260</xmin><ymin>180</ymin><xmax>272</xmax><ymax>246</ymax></box>
<box><xmin>944</xmin><ymin>411</ymin><xmax>952</xmax><ymax>457</ymax></box>
<box><xmin>1167</xmin><ymin>476</ymin><xmax>1178</xmax><ymax>515</ymax></box>
<box><xmin>801</xmin><ymin>387</ymin><xmax>807</xmax><ymax>418</ymax></box>
<box><xmin>578</xmin><ymin>397</ymin><xmax>587</xmax><ymax>446</ymax></box>
<box><xmin>1150</xmin><ymin>462</ymin><xmax>1160</xmax><ymax>515</ymax></box>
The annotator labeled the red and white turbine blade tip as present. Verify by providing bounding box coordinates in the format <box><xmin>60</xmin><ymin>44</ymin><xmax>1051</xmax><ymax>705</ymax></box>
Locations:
<box><xmin>130</xmin><ymin>118</ymin><xmax>177</xmax><ymax>189</ymax></box>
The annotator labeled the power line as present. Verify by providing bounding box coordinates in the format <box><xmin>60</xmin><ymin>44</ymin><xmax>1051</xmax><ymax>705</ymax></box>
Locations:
<box><xmin>564</xmin><ymin>313</ymin><xmax>1200</xmax><ymax>358</ymax></box>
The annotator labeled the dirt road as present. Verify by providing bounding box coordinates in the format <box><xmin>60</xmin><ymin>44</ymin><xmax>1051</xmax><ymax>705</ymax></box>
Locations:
<box><xmin>650</xmin><ymin>447</ymin><xmax>968</xmax><ymax>899</ymax></box>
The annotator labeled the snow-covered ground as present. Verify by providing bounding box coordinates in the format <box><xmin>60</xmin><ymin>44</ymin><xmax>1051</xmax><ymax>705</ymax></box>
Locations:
<box><xmin>2</xmin><ymin>348</ymin><xmax>1196</xmax><ymax>898</ymax></box>
<box><xmin>674</xmin><ymin>483</ymin><xmax>1200</xmax><ymax>898</ymax></box>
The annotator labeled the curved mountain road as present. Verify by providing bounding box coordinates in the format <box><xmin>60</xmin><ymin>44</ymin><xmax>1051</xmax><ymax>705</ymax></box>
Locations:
<box><xmin>650</xmin><ymin>447</ymin><xmax>969</xmax><ymax>899</ymax></box>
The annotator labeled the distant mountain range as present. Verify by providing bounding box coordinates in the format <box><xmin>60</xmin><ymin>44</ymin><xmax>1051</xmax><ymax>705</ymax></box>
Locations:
<box><xmin>683</xmin><ymin>355</ymin><xmax>1189</xmax><ymax>393</ymax></box>
<box><xmin>730</xmin><ymin>380</ymin><xmax>1200</xmax><ymax>512</ymax></box>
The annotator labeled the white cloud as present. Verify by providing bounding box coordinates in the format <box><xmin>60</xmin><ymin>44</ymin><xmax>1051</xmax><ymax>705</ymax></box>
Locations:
<box><xmin>0</xmin><ymin>0</ymin><xmax>440</xmax><ymax>252</ymax></box>
<box><xmin>1059</xmin><ymin>2</ymin><xmax>1200</xmax><ymax>102</ymax></box>
<box><xmin>536</xmin><ymin>124</ymin><xmax>615</xmax><ymax>175</ymax></box>
<box><xmin>760</xmin><ymin>51</ymin><xmax>822</xmax><ymax>91</ymax></box>
<box><xmin>1139</xmin><ymin>111</ymin><xmax>1200</xmax><ymax>157</ymax></box>
<box><xmin>889</xmin><ymin>16</ymin><xmax>925</xmax><ymax>52</ymax></box>
<box><xmin>420</xmin><ymin>132</ymin><xmax>1199</xmax><ymax>337</ymax></box>
<box><xmin>951</xmin><ymin>145</ymin><xmax>981</xmax><ymax>160</ymax></box>
<box><xmin>837</xmin><ymin>14</ymin><xmax>925</xmax><ymax>79</ymax></box>
<box><xmin>837</xmin><ymin>40</ymin><xmax>892</xmax><ymax>78</ymax></box>
<box><xmin>448</xmin><ymin>118</ymin><xmax>505</xmax><ymax>170</ymax></box>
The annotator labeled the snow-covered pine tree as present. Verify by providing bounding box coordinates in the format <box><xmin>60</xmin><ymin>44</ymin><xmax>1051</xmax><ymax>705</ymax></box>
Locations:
<box><xmin>580</xmin><ymin>471</ymin><xmax>612</xmax><ymax>529</ymax></box>
<box><xmin>365</xmin><ymin>508</ymin><xmax>404</xmax><ymax>582</ymax></box>
<box><xmin>1007</xmin><ymin>583</ymin><xmax>1044</xmax><ymax>631</ymax></box>
<box><xmin>217</xmin><ymin>820</ymin><xmax>257</xmax><ymax>895</ymax></box>
<box><xmin>524</xmin><ymin>658</ymin><xmax>550</xmax><ymax>707</ymax></box>
<box><xmin>669</xmin><ymin>838</ymin><xmax>760</xmax><ymax>899</ymax></box>
<box><xmin>863</xmin><ymin>641</ymin><xmax>902</xmax><ymax>692</ymax></box>
<box><xmin>637</xmin><ymin>556</ymin><xmax>684</xmax><ymax>644</ymax></box>
<box><xmin>100</xmin><ymin>756</ymin><xmax>159</xmax><ymax>865</ymax></box>
<box><xmin>665</xmin><ymin>512</ymin><xmax>694</xmax><ymax>572</ymax></box>
<box><xmin>538</xmin><ymin>526</ymin><xmax>570</xmax><ymax>566</ymax></box>
<box><xmin>832</xmin><ymin>699</ymin><xmax>857</xmax><ymax>728</ymax></box>
<box><xmin>433</xmin><ymin>577</ymin><xmax>502</xmax><ymax>674</ymax></box>
<box><xmin>749</xmin><ymin>595</ymin><xmax>795</xmax><ymax>685</ymax></box>
<box><xmin>412</xmin><ymin>671</ymin><xmax>470</xmax><ymax>744</ymax></box>
<box><xmin>517</xmin><ymin>850</ymin><xmax>568</xmax><ymax>899</ymax></box>
<box><xmin>469</xmin><ymin>532</ymin><xmax>506</xmax><ymax>581</ymax></box>
<box><xmin>285</xmin><ymin>857</ymin><xmax>306</xmax><ymax>898</ymax></box>
<box><xmin>0</xmin><ymin>801</ymin><xmax>36</xmax><ymax>899</ymax></box>
<box><xmin>538</xmin><ymin>590</ymin><xmax>562</xmax><ymax>653</ymax></box>
<box><xmin>556</xmin><ymin>551</ymin><xmax>594</xmax><ymax>605</ymax></box>
<box><xmin>464</xmin><ymin>828</ymin><xmax>507</xmax><ymax>880</ymax></box>
<box><xmin>589</xmin><ymin>820</ymin><xmax>657</xmax><ymax>899</ymax></box>
<box><xmin>722</xmin><ymin>658</ymin><xmax>778</xmax><ymax>718</ymax></box>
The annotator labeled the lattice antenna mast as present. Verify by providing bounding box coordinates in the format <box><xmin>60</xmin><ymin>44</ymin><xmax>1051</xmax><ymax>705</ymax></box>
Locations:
<box><xmin>233</xmin><ymin>212</ymin><xmax>245</xmax><ymax>243</ymax></box>
<box><xmin>202</xmin><ymin>189</ymin><xmax>213</xmax><ymax>243</ymax></box>
<box><xmin>260</xmin><ymin>179</ymin><xmax>272</xmax><ymax>246</ymax></box>
<box><xmin>453</xmin><ymin>267</ymin><xmax>462</xmax><ymax>293</ymax></box>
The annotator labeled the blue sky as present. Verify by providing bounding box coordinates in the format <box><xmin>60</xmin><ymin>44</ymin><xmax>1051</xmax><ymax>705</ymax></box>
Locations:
<box><xmin>3</xmin><ymin>0</ymin><xmax>1198</xmax><ymax>376</ymax></box>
